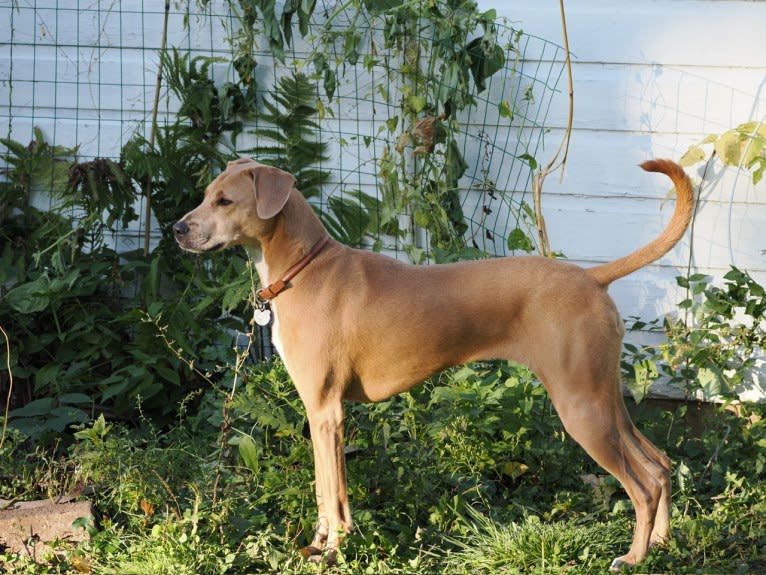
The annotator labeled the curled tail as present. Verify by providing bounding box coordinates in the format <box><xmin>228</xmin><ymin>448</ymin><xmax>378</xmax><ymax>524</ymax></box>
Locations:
<box><xmin>587</xmin><ymin>159</ymin><xmax>694</xmax><ymax>287</ymax></box>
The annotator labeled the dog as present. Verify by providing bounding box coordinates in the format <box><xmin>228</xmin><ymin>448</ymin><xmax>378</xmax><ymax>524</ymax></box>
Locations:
<box><xmin>173</xmin><ymin>157</ymin><xmax>693</xmax><ymax>571</ymax></box>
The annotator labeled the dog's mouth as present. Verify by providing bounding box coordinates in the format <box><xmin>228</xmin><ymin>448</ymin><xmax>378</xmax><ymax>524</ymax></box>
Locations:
<box><xmin>175</xmin><ymin>236</ymin><xmax>226</xmax><ymax>254</ymax></box>
<box><xmin>173</xmin><ymin>219</ymin><xmax>233</xmax><ymax>254</ymax></box>
<box><xmin>202</xmin><ymin>241</ymin><xmax>225</xmax><ymax>253</ymax></box>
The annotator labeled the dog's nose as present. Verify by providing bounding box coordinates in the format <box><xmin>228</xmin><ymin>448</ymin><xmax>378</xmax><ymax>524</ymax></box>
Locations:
<box><xmin>173</xmin><ymin>221</ymin><xmax>189</xmax><ymax>236</ymax></box>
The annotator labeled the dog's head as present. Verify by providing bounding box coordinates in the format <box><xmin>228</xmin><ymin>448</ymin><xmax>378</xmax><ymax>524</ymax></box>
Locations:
<box><xmin>173</xmin><ymin>159</ymin><xmax>295</xmax><ymax>253</ymax></box>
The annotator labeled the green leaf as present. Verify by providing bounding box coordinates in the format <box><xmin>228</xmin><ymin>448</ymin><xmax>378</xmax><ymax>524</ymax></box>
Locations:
<box><xmin>518</xmin><ymin>153</ymin><xmax>538</xmax><ymax>170</ymax></box>
<box><xmin>48</xmin><ymin>406</ymin><xmax>89</xmax><ymax>431</ymax></box>
<box><xmin>409</xmin><ymin>95</ymin><xmax>427</xmax><ymax>113</ymax></box>
<box><xmin>102</xmin><ymin>379</ymin><xmax>132</xmax><ymax>402</ymax></box>
<box><xmin>238</xmin><ymin>434</ymin><xmax>260</xmax><ymax>473</ymax></box>
<box><xmin>8</xmin><ymin>397</ymin><xmax>55</xmax><ymax>418</ymax></box>
<box><xmin>697</xmin><ymin>366</ymin><xmax>722</xmax><ymax>397</ymax></box>
<box><xmin>627</xmin><ymin>359</ymin><xmax>658</xmax><ymax>403</ymax></box>
<box><xmin>502</xmin><ymin>460</ymin><xmax>529</xmax><ymax>480</ymax></box>
<box><xmin>4</xmin><ymin>275</ymin><xmax>52</xmax><ymax>313</ymax></box>
<box><xmin>155</xmin><ymin>364</ymin><xmax>181</xmax><ymax>387</ymax></box>
<box><xmin>675</xmin><ymin>460</ymin><xmax>693</xmax><ymax>493</ymax></box>
<box><xmin>713</xmin><ymin>122</ymin><xmax>766</xmax><ymax>169</ymax></box>
<box><xmin>466</xmin><ymin>38</ymin><xmax>505</xmax><ymax>93</ymax></box>
<box><xmin>343</xmin><ymin>30</ymin><xmax>361</xmax><ymax>65</ymax></box>
<box><xmin>323</xmin><ymin>67</ymin><xmax>336</xmax><ymax>101</ymax></box>
<box><xmin>679</xmin><ymin>145</ymin><xmax>706</xmax><ymax>167</ymax></box>
<box><xmin>60</xmin><ymin>393</ymin><xmax>93</xmax><ymax>405</ymax></box>
<box><xmin>499</xmin><ymin>101</ymin><xmax>514</xmax><ymax>120</ymax></box>
<box><xmin>507</xmin><ymin>228</ymin><xmax>534</xmax><ymax>253</ymax></box>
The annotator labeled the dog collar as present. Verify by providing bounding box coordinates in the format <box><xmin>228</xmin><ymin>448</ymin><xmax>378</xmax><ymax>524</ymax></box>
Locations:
<box><xmin>256</xmin><ymin>235</ymin><xmax>330</xmax><ymax>302</ymax></box>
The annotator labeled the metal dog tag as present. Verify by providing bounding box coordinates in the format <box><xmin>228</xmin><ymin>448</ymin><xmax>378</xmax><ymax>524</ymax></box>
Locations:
<box><xmin>254</xmin><ymin>306</ymin><xmax>272</xmax><ymax>327</ymax></box>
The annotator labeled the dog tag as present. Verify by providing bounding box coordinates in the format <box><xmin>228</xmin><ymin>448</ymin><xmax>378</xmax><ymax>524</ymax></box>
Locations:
<box><xmin>254</xmin><ymin>306</ymin><xmax>272</xmax><ymax>327</ymax></box>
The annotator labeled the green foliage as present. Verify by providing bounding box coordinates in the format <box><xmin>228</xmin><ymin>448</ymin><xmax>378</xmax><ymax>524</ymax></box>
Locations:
<box><xmin>204</xmin><ymin>0</ymin><xmax>531</xmax><ymax>260</ymax></box>
<box><xmin>8</xmin><ymin>6</ymin><xmax>765</xmax><ymax>573</ymax></box>
<box><xmin>623</xmin><ymin>266</ymin><xmax>766</xmax><ymax>401</ymax></box>
<box><xmin>243</xmin><ymin>71</ymin><xmax>330</xmax><ymax>200</ymax></box>
<box><xmin>2</xmin><ymin>19</ymin><xmax>370</xmax><ymax>435</ymax></box>
<box><xmin>368</xmin><ymin>0</ymin><xmax>509</xmax><ymax>260</ymax></box>
<box><xmin>0</xmin><ymin>130</ymin><xmax>167</xmax><ymax>437</ymax></box>
<box><xmin>0</xmin><ymin>66</ymin><xmax>250</xmax><ymax>438</ymax></box>
<box><xmin>1</xmin><ymin>4</ymin><xmax>549</xmax><ymax>443</ymax></box>
<box><xmin>3</xmin><ymin>361</ymin><xmax>765</xmax><ymax>574</ymax></box>
<box><xmin>680</xmin><ymin>120</ymin><xmax>766</xmax><ymax>184</ymax></box>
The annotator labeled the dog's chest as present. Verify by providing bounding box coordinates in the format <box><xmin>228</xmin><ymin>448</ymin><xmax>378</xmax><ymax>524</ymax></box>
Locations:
<box><xmin>248</xmin><ymin>248</ymin><xmax>289</xmax><ymax>365</ymax></box>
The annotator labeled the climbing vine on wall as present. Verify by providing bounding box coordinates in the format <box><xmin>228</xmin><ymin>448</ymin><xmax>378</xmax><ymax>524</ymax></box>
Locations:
<box><xmin>196</xmin><ymin>0</ymin><xmax>522</xmax><ymax>261</ymax></box>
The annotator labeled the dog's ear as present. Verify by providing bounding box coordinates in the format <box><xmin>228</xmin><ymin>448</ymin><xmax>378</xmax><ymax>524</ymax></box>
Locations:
<box><xmin>227</xmin><ymin>157</ymin><xmax>254</xmax><ymax>170</ymax></box>
<box><xmin>250</xmin><ymin>165</ymin><xmax>295</xmax><ymax>219</ymax></box>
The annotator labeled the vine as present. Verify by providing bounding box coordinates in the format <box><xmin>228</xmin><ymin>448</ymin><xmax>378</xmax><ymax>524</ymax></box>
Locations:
<box><xmin>623</xmin><ymin>267</ymin><xmax>766</xmax><ymax>402</ymax></box>
<box><xmin>198</xmin><ymin>0</ymin><xmax>529</xmax><ymax>262</ymax></box>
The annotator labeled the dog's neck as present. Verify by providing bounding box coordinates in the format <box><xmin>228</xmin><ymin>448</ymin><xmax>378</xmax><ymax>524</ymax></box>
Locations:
<box><xmin>248</xmin><ymin>192</ymin><xmax>328</xmax><ymax>289</ymax></box>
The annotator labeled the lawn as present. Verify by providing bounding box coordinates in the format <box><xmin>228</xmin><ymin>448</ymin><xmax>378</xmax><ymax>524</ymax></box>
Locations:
<box><xmin>2</xmin><ymin>360</ymin><xmax>765</xmax><ymax>574</ymax></box>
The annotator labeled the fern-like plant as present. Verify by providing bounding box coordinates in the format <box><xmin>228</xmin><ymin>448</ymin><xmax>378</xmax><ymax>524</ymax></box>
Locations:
<box><xmin>244</xmin><ymin>72</ymin><xmax>329</xmax><ymax>200</ymax></box>
<box><xmin>243</xmin><ymin>72</ymin><xmax>383</xmax><ymax>247</ymax></box>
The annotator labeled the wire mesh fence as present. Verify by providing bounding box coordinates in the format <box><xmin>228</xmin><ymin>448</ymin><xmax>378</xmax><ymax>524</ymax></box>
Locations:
<box><xmin>1</xmin><ymin>1</ymin><xmax>565</xmax><ymax>260</ymax></box>
<box><xmin>0</xmin><ymin>1</ymin><xmax>565</xmax><ymax>402</ymax></box>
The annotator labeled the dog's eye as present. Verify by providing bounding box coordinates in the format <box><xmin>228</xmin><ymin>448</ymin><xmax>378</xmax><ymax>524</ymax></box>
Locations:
<box><xmin>216</xmin><ymin>197</ymin><xmax>232</xmax><ymax>207</ymax></box>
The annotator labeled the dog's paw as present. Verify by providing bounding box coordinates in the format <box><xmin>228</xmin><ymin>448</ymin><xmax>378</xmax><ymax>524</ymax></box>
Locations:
<box><xmin>608</xmin><ymin>556</ymin><xmax>633</xmax><ymax>572</ymax></box>
<box><xmin>300</xmin><ymin>545</ymin><xmax>338</xmax><ymax>566</ymax></box>
<box><xmin>299</xmin><ymin>545</ymin><xmax>323</xmax><ymax>560</ymax></box>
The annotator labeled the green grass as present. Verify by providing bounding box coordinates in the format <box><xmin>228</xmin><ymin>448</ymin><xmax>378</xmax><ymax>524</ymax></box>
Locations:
<box><xmin>2</xmin><ymin>360</ymin><xmax>765</xmax><ymax>574</ymax></box>
<box><xmin>442</xmin><ymin>508</ymin><xmax>631</xmax><ymax>574</ymax></box>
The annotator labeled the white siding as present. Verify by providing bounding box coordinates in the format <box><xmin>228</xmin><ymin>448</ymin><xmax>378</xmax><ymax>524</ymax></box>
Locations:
<box><xmin>482</xmin><ymin>0</ymin><xmax>766</xmax><ymax>319</ymax></box>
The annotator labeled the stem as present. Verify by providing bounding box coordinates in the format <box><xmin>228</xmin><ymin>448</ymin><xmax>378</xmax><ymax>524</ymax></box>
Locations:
<box><xmin>212</xmin><ymin>260</ymin><xmax>258</xmax><ymax>509</ymax></box>
<box><xmin>532</xmin><ymin>0</ymin><xmax>574</xmax><ymax>257</ymax></box>
<box><xmin>143</xmin><ymin>1</ymin><xmax>170</xmax><ymax>256</ymax></box>
<box><xmin>0</xmin><ymin>325</ymin><xmax>12</xmax><ymax>450</ymax></box>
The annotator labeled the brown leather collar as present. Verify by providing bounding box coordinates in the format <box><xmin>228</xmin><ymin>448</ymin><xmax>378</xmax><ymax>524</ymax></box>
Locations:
<box><xmin>256</xmin><ymin>235</ymin><xmax>330</xmax><ymax>301</ymax></box>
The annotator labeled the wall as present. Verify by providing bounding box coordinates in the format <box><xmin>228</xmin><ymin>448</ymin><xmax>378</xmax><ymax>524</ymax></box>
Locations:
<box><xmin>482</xmin><ymin>0</ymin><xmax>766</xmax><ymax>322</ymax></box>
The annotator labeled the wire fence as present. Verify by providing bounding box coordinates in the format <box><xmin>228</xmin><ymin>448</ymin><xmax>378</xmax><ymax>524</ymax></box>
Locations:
<box><xmin>0</xmin><ymin>1</ymin><xmax>567</xmax><ymax>413</ymax></box>
<box><xmin>1</xmin><ymin>1</ymin><xmax>565</xmax><ymax>260</ymax></box>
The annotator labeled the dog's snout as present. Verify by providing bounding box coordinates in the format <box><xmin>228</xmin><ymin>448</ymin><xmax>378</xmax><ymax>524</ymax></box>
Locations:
<box><xmin>173</xmin><ymin>220</ymin><xmax>189</xmax><ymax>236</ymax></box>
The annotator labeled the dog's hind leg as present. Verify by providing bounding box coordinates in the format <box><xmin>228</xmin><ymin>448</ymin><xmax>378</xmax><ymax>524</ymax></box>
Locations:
<box><xmin>550</xmin><ymin>387</ymin><xmax>666</xmax><ymax>571</ymax></box>
<box><xmin>630</xmin><ymin>426</ymin><xmax>672</xmax><ymax>546</ymax></box>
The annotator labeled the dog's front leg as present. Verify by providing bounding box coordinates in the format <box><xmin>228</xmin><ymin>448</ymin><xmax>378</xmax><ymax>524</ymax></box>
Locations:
<box><xmin>304</xmin><ymin>400</ymin><xmax>352</xmax><ymax>563</ymax></box>
<box><xmin>300</xmin><ymin>453</ymin><xmax>329</xmax><ymax>558</ymax></box>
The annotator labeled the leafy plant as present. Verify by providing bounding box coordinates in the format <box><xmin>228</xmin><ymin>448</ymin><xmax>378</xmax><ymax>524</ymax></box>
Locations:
<box><xmin>680</xmin><ymin>120</ymin><xmax>766</xmax><ymax>184</ymax></box>
<box><xmin>0</xmin><ymin>130</ymin><xmax>151</xmax><ymax>437</ymax></box>
<box><xmin>200</xmin><ymin>0</ymin><xmax>529</xmax><ymax>261</ymax></box>
<box><xmin>4</xmin><ymin>357</ymin><xmax>765</xmax><ymax>574</ymax></box>
<box><xmin>622</xmin><ymin>266</ymin><xmax>766</xmax><ymax>401</ymax></box>
<box><xmin>243</xmin><ymin>71</ymin><xmax>330</xmax><ymax>201</ymax></box>
<box><xmin>362</xmin><ymin>0</ymin><xmax>509</xmax><ymax>260</ymax></box>
<box><xmin>241</xmin><ymin>70</ymin><xmax>386</xmax><ymax>247</ymax></box>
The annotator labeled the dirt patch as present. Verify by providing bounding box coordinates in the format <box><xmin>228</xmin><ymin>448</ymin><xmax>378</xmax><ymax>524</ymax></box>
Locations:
<box><xmin>0</xmin><ymin>499</ymin><xmax>92</xmax><ymax>558</ymax></box>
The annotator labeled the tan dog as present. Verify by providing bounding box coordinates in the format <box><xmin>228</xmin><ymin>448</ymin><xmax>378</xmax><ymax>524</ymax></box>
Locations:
<box><xmin>173</xmin><ymin>158</ymin><xmax>694</xmax><ymax>571</ymax></box>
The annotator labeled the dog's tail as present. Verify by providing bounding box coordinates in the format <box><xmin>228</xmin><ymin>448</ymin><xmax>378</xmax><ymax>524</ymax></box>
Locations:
<box><xmin>587</xmin><ymin>159</ymin><xmax>694</xmax><ymax>287</ymax></box>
